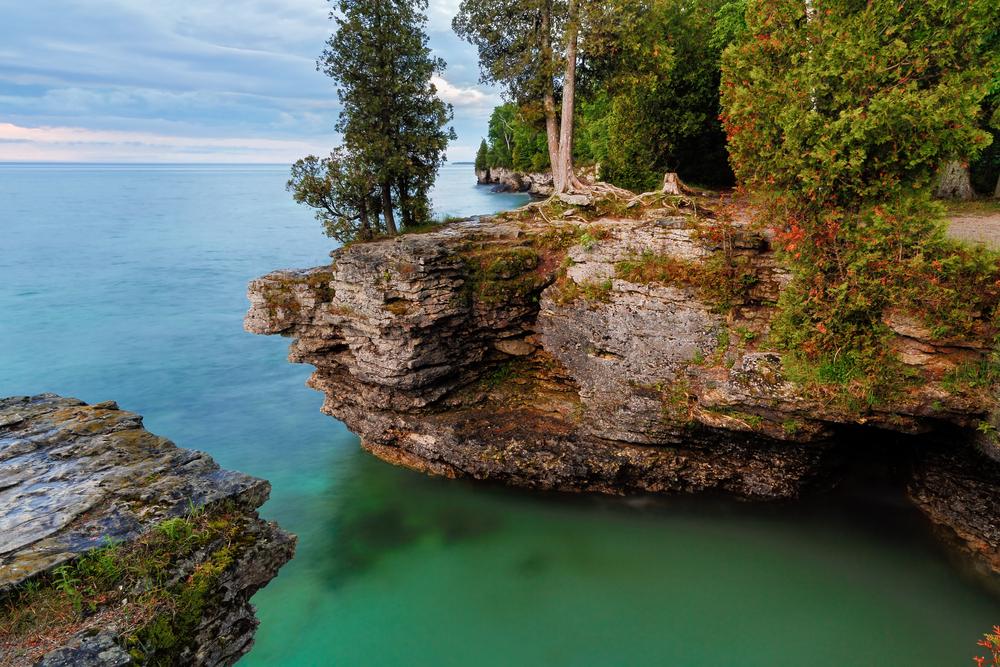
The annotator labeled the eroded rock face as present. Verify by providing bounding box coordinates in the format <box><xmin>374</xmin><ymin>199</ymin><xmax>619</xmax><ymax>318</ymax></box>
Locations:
<box><xmin>0</xmin><ymin>394</ymin><xmax>296</xmax><ymax>666</ymax></box>
<box><xmin>476</xmin><ymin>167</ymin><xmax>554</xmax><ymax>197</ymax></box>
<box><xmin>245</xmin><ymin>210</ymin><xmax>1000</xmax><ymax>591</ymax></box>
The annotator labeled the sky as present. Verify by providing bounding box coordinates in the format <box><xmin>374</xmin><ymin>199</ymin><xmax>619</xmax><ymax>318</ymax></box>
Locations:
<box><xmin>0</xmin><ymin>0</ymin><xmax>501</xmax><ymax>163</ymax></box>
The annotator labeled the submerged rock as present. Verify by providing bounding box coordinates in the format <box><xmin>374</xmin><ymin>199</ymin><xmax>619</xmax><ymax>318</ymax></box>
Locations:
<box><xmin>0</xmin><ymin>394</ymin><xmax>296</xmax><ymax>666</ymax></box>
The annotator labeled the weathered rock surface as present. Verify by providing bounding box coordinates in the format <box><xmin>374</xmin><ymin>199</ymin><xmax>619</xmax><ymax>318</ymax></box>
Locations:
<box><xmin>246</xmin><ymin>208</ymin><xmax>1000</xmax><ymax>592</ymax></box>
<box><xmin>476</xmin><ymin>167</ymin><xmax>553</xmax><ymax>197</ymax></box>
<box><xmin>0</xmin><ymin>394</ymin><xmax>296</xmax><ymax>666</ymax></box>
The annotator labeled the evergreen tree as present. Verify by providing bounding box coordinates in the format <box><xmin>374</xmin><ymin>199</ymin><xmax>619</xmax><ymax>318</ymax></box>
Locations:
<box><xmin>313</xmin><ymin>0</ymin><xmax>455</xmax><ymax>236</ymax></box>
<box><xmin>287</xmin><ymin>149</ymin><xmax>383</xmax><ymax>243</ymax></box>
<box><xmin>474</xmin><ymin>139</ymin><xmax>489</xmax><ymax>172</ymax></box>
<box><xmin>720</xmin><ymin>0</ymin><xmax>1000</xmax><ymax>397</ymax></box>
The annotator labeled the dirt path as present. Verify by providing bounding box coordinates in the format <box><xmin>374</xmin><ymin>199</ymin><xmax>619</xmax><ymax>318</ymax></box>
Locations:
<box><xmin>945</xmin><ymin>212</ymin><xmax>1000</xmax><ymax>249</ymax></box>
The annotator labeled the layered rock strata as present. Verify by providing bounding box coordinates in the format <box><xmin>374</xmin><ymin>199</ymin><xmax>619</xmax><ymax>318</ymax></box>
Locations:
<box><xmin>0</xmin><ymin>394</ymin><xmax>296</xmax><ymax>666</ymax></box>
<box><xmin>245</xmin><ymin>206</ymin><xmax>1000</xmax><ymax>590</ymax></box>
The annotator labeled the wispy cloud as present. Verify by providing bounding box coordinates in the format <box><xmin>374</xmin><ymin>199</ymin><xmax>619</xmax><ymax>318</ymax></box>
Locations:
<box><xmin>0</xmin><ymin>0</ymin><xmax>498</xmax><ymax>162</ymax></box>
<box><xmin>0</xmin><ymin>122</ymin><xmax>337</xmax><ymax>162</ymax></box>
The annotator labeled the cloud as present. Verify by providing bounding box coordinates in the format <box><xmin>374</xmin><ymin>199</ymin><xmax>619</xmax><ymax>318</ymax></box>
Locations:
<box><xmin>431</xmin><ymin>76</ymin><xmax>496</xmax><ymax>108</ymax></box>
<box><xmin>0</xmin><ymin>0</ymin><xmax>497</xmax><ymax>162</ymax></box>
<box><xmin>0</xmin><ymin>122</ymin><xmax>337</xmax><ymax>163</ymax></box>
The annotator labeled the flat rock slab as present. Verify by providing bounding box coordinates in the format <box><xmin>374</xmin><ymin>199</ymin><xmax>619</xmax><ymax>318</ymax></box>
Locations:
<box><xmin>0</xmin><ymin>394</ymin><xmax>270</xmax><ymax>594</ymax></box>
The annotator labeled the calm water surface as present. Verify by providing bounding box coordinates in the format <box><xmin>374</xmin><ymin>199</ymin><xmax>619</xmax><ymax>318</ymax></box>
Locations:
<box><xmin>1</xmin><ymin>162</ymin><xmax>997</xmax><ymax>665</ymax></box>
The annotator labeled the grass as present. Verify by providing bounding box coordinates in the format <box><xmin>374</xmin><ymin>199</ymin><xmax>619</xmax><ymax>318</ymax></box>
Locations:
<box><xmin>0</xmin><ymin>503</ymin><xmax>255</xmax><ymax>666</ymax></box>
<box><xmin>942</xmin><ymin>356</ymin><xmax>1000</xmax><ymax>406</ymax></box>
<box><xmin>942</xmin><ymin>198</ymin><xmax>1000</xmax><ymax>217</ymax></box>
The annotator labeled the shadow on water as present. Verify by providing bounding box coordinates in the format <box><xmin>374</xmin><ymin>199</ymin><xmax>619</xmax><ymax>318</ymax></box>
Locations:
<box><xmin>318</xmin><ymin>452</ymin><xmax>504</xmax><ymax>588</ymax></box>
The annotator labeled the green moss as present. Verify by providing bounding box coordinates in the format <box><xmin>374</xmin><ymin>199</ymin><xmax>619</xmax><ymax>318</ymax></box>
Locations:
<box><xmin>1</xmin><ymin>504</ymin><xmax>255</xmax><ymax>664</ymax></box>
<box><xmin>463</xmin><ymin>246</ymin><xmax>542</xmax><ymax>307</ymax></box>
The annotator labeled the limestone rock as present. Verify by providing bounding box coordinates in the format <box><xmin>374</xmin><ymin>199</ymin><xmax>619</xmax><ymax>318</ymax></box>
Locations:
<box><xmin>245</xmin><ymin>211</ymin><xmax>1000</xmax><ymax>590</ymax></box>
<box><xmin>0</xmin><ymin>394</ymin><xmax>296</xmax><ymax>667</ymax></box>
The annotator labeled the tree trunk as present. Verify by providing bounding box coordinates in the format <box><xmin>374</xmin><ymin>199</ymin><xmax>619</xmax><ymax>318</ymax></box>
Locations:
<box><xmin>382</xmin><ymin>181</ymin><xmax>397</xmax><ymax>236</ymax></box>
<box><xmin>359</xmin><ymin>203</ymin><xmax>371</xmax><ymax>240</ymax></box>
<box><xmin>994</xmin><ymin>173</ymin><xmax>1000</xmax><ymax>198</ymax></box>
<box><xmin>936</xmin><ymin>159</ymin><xmax>974</xmax><ymax>199</ymax></box>
<box><xmin>555</xmin><ymin>0</ymin><xmax>579</xmax><ymax>195</ymax></box>
<box><xmin>397</xmin><ymin>178</ymin><xmax>413</xmax><ymax>228</ymax></box>
<box><xmin>539</xmin><ymin>1</ymin><xmax>561</xmax><ymax>187</ymax></box>
<box><xmin>662</xmin><ymin>173</ymin><xmax>697</xmax><ymax>196</ymax></box>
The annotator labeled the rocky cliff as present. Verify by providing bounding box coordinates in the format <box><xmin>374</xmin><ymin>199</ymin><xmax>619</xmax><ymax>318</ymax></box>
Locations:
<box><xmin>0</xmin><ymin>394</ymin><xmax>296</xmax><ymax>666</ymax></box>
<box><xmin>245</xmin><ymin>196</ymin><xmax>1000</xmax><ymax>593</ymax></box>
<box><xmin>476</xmin><ymin>166</ymin><xmax>553</xmax><ymax>197</ymax></box>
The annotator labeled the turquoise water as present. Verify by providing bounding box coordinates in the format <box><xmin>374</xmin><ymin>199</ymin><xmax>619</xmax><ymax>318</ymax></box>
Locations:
<box><xmin>2</xmin><ymin>162</ymin><xmax>998</xmax><ymax>665</ymax></box>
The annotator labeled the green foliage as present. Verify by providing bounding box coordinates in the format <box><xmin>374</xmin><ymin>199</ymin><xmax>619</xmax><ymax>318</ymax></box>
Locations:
<box><xmin>942</xmin><ymin>356</ymin><xmax>1000</xmax><ymax>404</ymax></box>
<box><xmin>470</xmin><ymin>0</ymin><xmax>736</xmax><ymax>189</ymax></box>
<box><xmin>721</xmin><ymin>0</ymin><xmax>1000</xmax><ymax>401</ymax></box>
<box><xmin>453</xmin><ymin>0</ymin><xmax>560</xmax><ymax>107</ymax></box>
<box><xmin>596</xmin><ymin>0</ymin><xmax>735</xmax><ymax>190</ymax></box>
<box><xmin>710</xmin><ymin>0</ymin><xmax>748</xmax><ymax>50</ymax></box>
<box><xmin>1</xmin><ymin>504</ymin><xmax>254</xmax><ymax>664</ymax></box>
<box><xmin>474</xmin><ymin>139</ymin><xmax>489</xmax><ymax>172</ymax></box>
<box><xmin>316</xmin><ymin>0</ymin><xmax>456</xmax><ymax>235</ymax></box>
<box><xmin>723</xmin><ymin>0</ymin><xmax>998</xmax><ymax>210</ymax></box>
<box><xmin>156</xmin><ymin>517</ymin><xmax>194</xmax><ymax>543</ymax></box>
<box><xmin>480</xmin><ymin>104</ymin><xmax>550</xmax><ymax>172</ymax></box>
<box><xmin>287</xmin><ymin>150</ymin><xmax>385</xmax><ymax>243</ymax></box>
<box><xmin>614</xmin><ymin>231</ymin><xmax>757</xmax><ymax>314</ymax></box>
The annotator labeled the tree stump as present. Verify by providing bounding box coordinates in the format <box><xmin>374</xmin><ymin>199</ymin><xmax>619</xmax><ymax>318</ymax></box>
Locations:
<box><xmin>936</xmin><ymin>160</ymin><xmax>975</xmax><ymax>200</ymax></box>
<box><xmin>662</xmin><ymin>172</ymin><xmax>695</xmax><ymax>196</ymax></box>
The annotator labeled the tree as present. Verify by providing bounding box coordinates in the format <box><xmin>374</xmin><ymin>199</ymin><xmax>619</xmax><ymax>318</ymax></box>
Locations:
<box><xmin>287</xmin><ymin>149</ymin><xmax>383</xmax><ymax>243</ymax></box>
<box><xmin>720</xmin><ymin>0</ymin><xmax>1000</xmax><ymax>394</ymax></box>
<box><xmin>587</xmin><ymin>0</ymin><xmax>730</xmax><ymax>191</ymax></box>
<box><xmin>722</xmin><ymin>0</ymin><xmax>998</xmax><ymax>212</ymax></box>
<box><xmin>474</xmin><ymin>139</ymin><xmax>489</xmax><ymax>172</ymax></box>
<box><xmin>315</xmin><ymin>0</ymin><xmax>455</xmax><ymax>235</ymax></box>
<box><xmin>454</xmin><ymin>0</ymin><xmax>638</xmax><ymax>194</ymax></box>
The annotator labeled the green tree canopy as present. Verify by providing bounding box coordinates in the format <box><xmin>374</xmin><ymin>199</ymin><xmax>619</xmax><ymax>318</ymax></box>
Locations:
<box><xmin>455</xmin><ymin>0</ymin><xmax>641</xmax><ymax>193</ymax></box>
<box><xmin>302</xmin><ymin>0</ymin><xmax>454</xmax><ymax>236</ymax></box>
<box><xmin>720</xmin><ymin>0</ymin><xmax>1000</xmax><ymax>397</ymax></box>
<box><xmin>722</xmin><ymin>0</ymin><xmax>997</xmax><ymax>211</ymax></box>
<box><xmin>287</xmin><ymin>150</ymin><xmax>384</xmax><ymax>243</ymax></box>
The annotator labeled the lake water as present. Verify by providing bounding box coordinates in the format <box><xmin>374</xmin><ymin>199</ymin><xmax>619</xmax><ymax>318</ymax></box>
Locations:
<box><xmin>2</xmin><ymin>161</ymin><xmax>998</xmax><ymax>665</ymax></box>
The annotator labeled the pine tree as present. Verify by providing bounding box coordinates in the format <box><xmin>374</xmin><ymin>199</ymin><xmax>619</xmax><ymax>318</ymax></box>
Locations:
<box><xmin>287</xmin><ymin>149</ymin><xmax>383</xmax><ymax>243</ymax></box>
<box><xmin>474</xmin><ymin>139</ymin><xmax>489</xmax><ymax>172</ymax></box>
<box><xmin>315</xmin><ymin>0</ymin><xmax>455</xmax><ymax>236</ymax></box>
